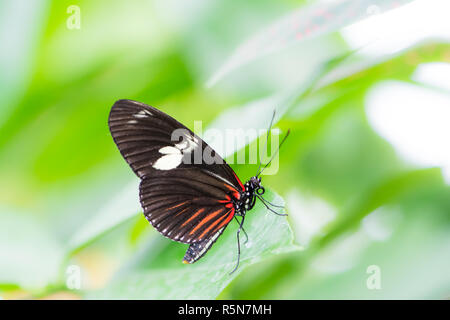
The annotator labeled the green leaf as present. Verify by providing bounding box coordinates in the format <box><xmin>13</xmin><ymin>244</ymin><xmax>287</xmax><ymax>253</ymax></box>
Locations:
<box><xmin>86</xmin><ymin>189</ymin><xmax>301</xmax><ymax>299</ymax></box>
<box><xmin>207</xmin><ymin>0</ymin><xmax>416</xmax><ymax>86</ymax></box>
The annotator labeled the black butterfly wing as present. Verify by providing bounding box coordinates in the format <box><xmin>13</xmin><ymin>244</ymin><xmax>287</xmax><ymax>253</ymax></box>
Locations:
<box><xmin>108</xmin><ymin>99</ymin><xmax>244</xmax><ymax>254</ymax></box>
<box><xmin>108</xmin><ymin>99</ymin><xmax>242</xmax><ymax>183</ymax></box>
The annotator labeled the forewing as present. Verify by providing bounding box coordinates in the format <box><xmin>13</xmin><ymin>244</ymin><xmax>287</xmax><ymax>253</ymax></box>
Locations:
<box><xmin>108</xmin><ymin>99</ymin><xmax>243</xmax><ymax>191</ymax></box>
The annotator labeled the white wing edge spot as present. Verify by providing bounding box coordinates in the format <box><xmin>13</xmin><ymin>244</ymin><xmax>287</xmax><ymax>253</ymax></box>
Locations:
<box><xmin>134</xmin><ymin>110</ymin><xmax>152</xmax><ymax>118</ymax></box>
<box><xmin>197</xmin><ymin>227</ymin><xmax>225</xmax><ymax>258</ymax></box>
<box><xmin>159</xmin><ymin>146</ymin><xmax>182</xmax><ymax>154</ymax></box>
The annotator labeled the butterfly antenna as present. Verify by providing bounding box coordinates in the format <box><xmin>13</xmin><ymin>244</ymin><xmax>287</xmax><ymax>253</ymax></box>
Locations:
<box><xmin>257</xmin><ymin>129</ymin><xmax>290</xmax><ymax>177</ymax></box>
<box><xmin>256</xmin><ymin>110</ymin><xmax>276</xmax><ymax>176</ymax></box>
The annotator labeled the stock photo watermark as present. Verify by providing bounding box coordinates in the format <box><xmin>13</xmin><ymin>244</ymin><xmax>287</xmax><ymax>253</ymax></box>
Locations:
<box><xmin>66</xmin><ymin>265</ymin><xmax>82</xmax><ymax>290</ymax></box>
<box><xmin>366</xmin><ymin>265</ymin><xmax>382</xmax><ymax>290</ymax></box>
<box><xmin>151</xmin><ymin>120</ymin><xmax>283</xmax><ymax>175</ymax></box>
<box><xmin>366</xmin><ymin>5</ymin><xmax>381</xmax><ymax>16</ymax></box>
<box><xmin>67</xmin><ymin>5</ymin><xmax>81</xmax><ymax>30</ymax></box>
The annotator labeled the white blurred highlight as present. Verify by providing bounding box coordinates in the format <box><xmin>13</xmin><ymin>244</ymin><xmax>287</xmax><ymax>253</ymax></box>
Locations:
<box><xmin>413</xmin><ymin>62</ymin><xmax>450</xmax><ymax>92</ymax></box>
<box><xmin>342</xmin><ymin>0</ymin><xmax>450</xmax><ymax>56</ymax></box>
<box><xmin>365</xmin><ymin>80</ymin><xmax>450</xmax><ymax>183</ymax></box>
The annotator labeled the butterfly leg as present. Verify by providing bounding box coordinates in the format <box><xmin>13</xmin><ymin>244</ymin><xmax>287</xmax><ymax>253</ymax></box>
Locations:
<box><xmin>257</xmin><ymin>194</ymin><xmax>287</xmax><ymax>216</ymax></box>
<box><xmin>229</xmin><ymin>215</ymin><xmax>246</xmax><ymax>275</ymax></box>
<box><xmin>234</xmin><ymin>216</ymin><xmax>248</xmax><ymax>244</ymax></box>
<box><xmin>261</xmin><ymin>198</ymin><xmax>284</xmax><ymax>208</ymax></box>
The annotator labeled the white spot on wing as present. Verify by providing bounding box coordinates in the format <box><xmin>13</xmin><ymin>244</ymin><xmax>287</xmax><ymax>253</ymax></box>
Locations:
<box><xmin>196</xmin><ymin>227</ymin><xmax>225</xmax><ymax>258</ymax></box>
<box><xmin>134</xmin><ymin>109</ymin><xmax>152</xmax><ymax>118</ymax></box>
<box><xmin>151</xmin><ymin>133</ymin><xmax>199</xmax><ymax>171</ymax></box>
<box><xmin>152</xmin><ymin>146</ymin><xmax>182</xmax><ymax>170</ymax></box>
<box><xmin>159</xmin><ymin>146</ymin><xmax>181</xmax><ymax>154</ymax></box>
<box><xmin>152</xmin><ymin>153</ymin><xmax>183</xmax><ymax>170</ymax></box>
<box><xmin>127</xmin><ymin>120</ymin><xmax>138</xmax><ymax>124</ymax></box>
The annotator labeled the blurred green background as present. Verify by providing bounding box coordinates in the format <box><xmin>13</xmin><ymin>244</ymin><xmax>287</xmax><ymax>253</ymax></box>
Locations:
<box><xmin>1</xmin><ymin>0</ymin><xmax>449</xmax><ymax>299</ymax></box>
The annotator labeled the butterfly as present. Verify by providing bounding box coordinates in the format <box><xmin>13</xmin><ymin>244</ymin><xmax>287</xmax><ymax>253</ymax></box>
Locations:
<box><xmin>108</xmin><ymin>99</ymin><xmax>289</xmax><ymax>273</ymax></box>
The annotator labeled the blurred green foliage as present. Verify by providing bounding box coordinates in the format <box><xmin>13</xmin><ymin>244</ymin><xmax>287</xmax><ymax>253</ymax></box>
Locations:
<box><xmin>0</xmin><ymin>0</ymin><xmax>449</xmax><ymax>299</ymax></box>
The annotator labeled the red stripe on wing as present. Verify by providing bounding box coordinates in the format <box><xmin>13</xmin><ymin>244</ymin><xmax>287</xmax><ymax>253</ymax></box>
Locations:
<box><xmin>181</xmin><ymin>208</ymin><xmax>205</xmax><ymax>228</ymax></box>
<box><xmin>225</xmin><ymin>184</ymin><xmax>241</xmax><ymax>200</ymax></box>
<box><xmin>213</xmin><ymin>207</ymin><xmax>235</xmax><ymax>233</ymax></box>
<box><xmin>189</xmin><ymin>208</ymin><xmax>224</xmax><ymax>235</ymax></box>
<box><xmin>232</xmin><ymin>170</ymin><xmax>245</xmax><ymax>191</ymax></box>
<box><xmin>198</xmin><ymin>210</ymin><xmax>231</xmax><ymax>239</ymax></box>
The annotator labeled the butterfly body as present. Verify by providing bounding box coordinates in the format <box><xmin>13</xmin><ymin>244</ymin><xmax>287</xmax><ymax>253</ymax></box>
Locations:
<box><xmin>239</xmin><ymin>177</ymin><xmax>264</xmax><ymax>213</ymax></box>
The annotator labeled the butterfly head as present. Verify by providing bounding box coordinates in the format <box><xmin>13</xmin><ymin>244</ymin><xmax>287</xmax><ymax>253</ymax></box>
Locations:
<box><xmin>246</xmin><ymin>176</ymin><xmax>265</xmax><ymax>196</ymax></box>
